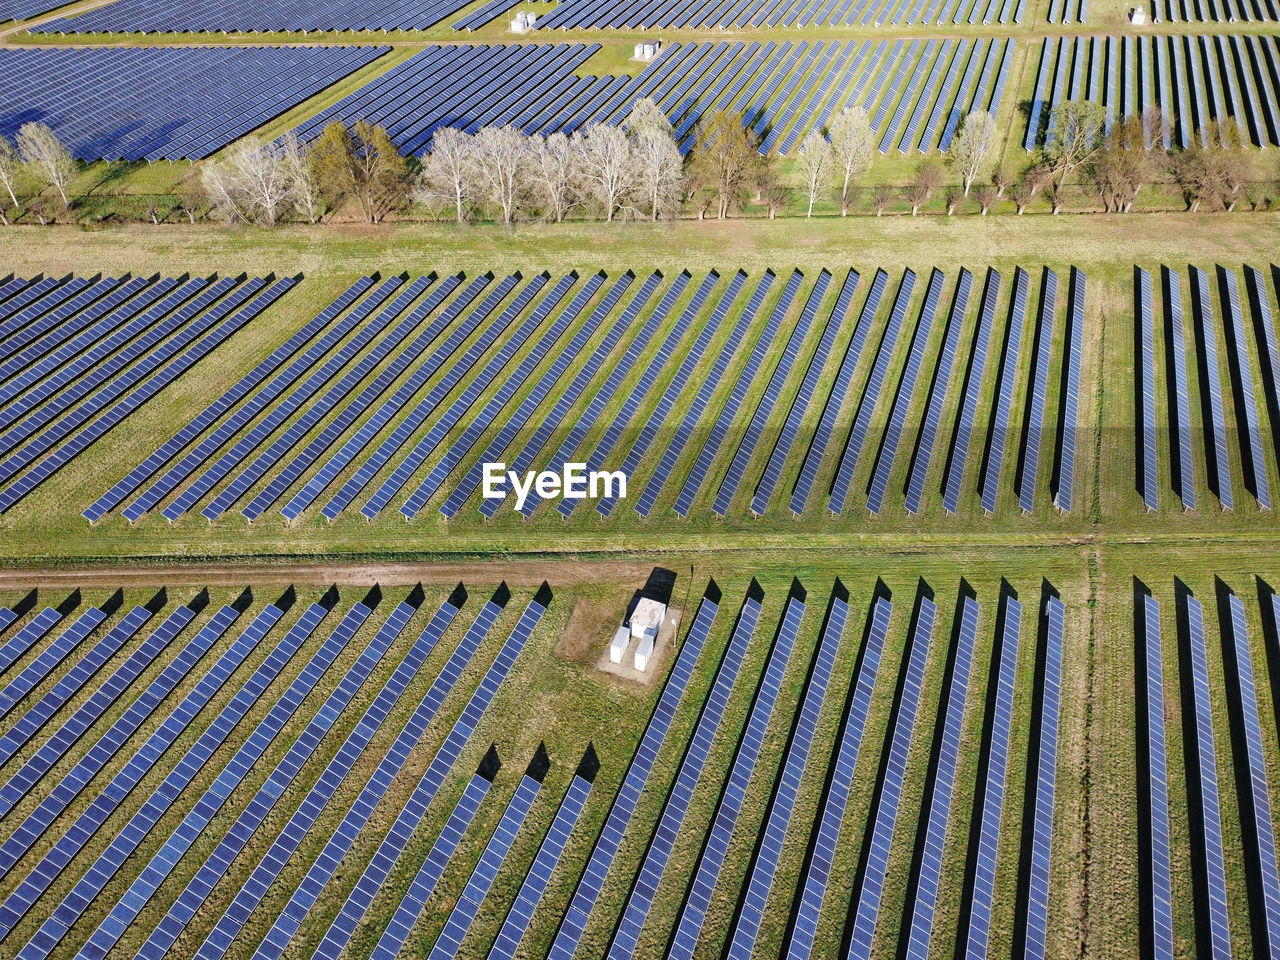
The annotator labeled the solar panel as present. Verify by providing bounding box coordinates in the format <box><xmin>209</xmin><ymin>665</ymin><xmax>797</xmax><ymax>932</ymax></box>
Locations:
<box><xmin>1220</xmin><ymin>267</ymin><xmax>1271</xmax><ymax>508</ymax></box>
<box><xmin>903</xmin><ymin>594</ymin><xmax>978</xmax><ymax>959</ymax></box>
<box><xmin>671</xmin><ymin>271</ymin><xmax>779</xmax><ymax>518</ymax></box>
<box><xmin>1229</xmin><ymin>592</ymin><xmax>1280</xmax><ymax>956</ymax></box>
<box><xmin>714</xmin><ymin>269</ymin><xmax>815</xmax><ymax>516</ymax></box>
<box><xmin>725</xmin><ymin>582</ymin><xmax>848</xmax><ymax>960</ymax></box>
<box><xmin>1024</xmin><ymin>594</ymin><xmax>1065</xmax><ymax>960</ymax></box>
<box><xmin>963</xmin><ymin>592</ymin><xmax>1022</xmax><ymax>960</ymax></box>
<box><xmin>829</xmin><ymin>270</ymin><xmax>918</xmax><ymax>514</ymax></box>
<box><xmin>135</xmin><ymin>596</ymin><xmax>419</xmax><ymax>960</ymax></box>
<box><xmin>486</xmin><ymin>750</ymin><xmax>596</xmax><ymax>960</ymax></box>
<box><xmin>250</xmin><ymin>589</ymin><xmax>506</xmax><ymax>960</ymax></box>
<box><xmin>906</xmin><ymin>269</ymin><xmax>973</xmax><ymax>514</ymax></box>
<box><xmin>669</xmin><ymin>586</ymin><xmax>806</xmax><ymax>960</ymax></box>
<box><xmin>980</xmin><ymin>267</ymin><xmax>1030</xmax><ymax>514</ymax></box>
<box><xmin>790</xmin><ymin>269</ymin><xmax>889</xmax><ymax>515</ymax></box>
<box><xmin>1191</xmin><ymin>266</ymin><xmax>1234</xmax><ymax>508</ymax></box>
<box><xmin>1248</xmin><ymin>264</ymin><xmax>1280</xmax><ymax>506</ymax></box>
<box><xmin>867</xmin><ymin>269</ymin><xmax>944</xmax><ymax>515</ymax></box>
<box><xmin>1018</xmin><ymin>269</ymin><xmax>1058</xmax><ymax>513</ymax></box>
<box><xmin>0</xmin><ymin>604</ymin><xmax>109</xmax><ymax>721</ymax></box>
<box><xmin>597</xmin><ymin>271</ymin><xmax>748</xmax><ymax>518</ymax></box>
<box><xmin>0</xmin><ymin>605</ymin><xmax>65</xmax><ymax>677</ymax></box>
<box><xmin>1054</xmin><ymin>268</ymin><xmax>1085</xmax><ymax>512</ymax></box>
<box><xmin>546</xmin><ymin>585</ymin><xmax>720</xmax><ymax>960</ymax></box>
<box><xmin>12</xmin><ymin>596</ymin><xmax>319</xmax><ymax>959</ymax></box>
<box><xmin>313</xmin><ymin>587</ymin><xmax>549</xmax><ymax>960</ymax></box>
<box><xmin>1162</xmin><ymin>268</ymin><xmax>1196</xmax><ymax>510</ymax></box>
<box><xmin>379</xmin><ymin>750</ymin><xmax>516</xmax><ymax>960</ymax></box>
<box><xmin>605</xmin><ymin>584</ymin><xmax>763</xmax><ymax>960</ymax></box>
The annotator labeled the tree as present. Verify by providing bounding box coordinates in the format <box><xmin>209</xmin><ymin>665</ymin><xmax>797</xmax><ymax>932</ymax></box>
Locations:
<box><xmin>992</xmin><ymin>163</ymin><xmax>1013</xmax><ymax>197</ymax></box>
<box><xmin>471</xmin><ymin>126</ymin><xmax>530</xmax><ymax>225</ymax></box>
<box><xmin>944</xmin><ymin>186</ymin><xmax>961</xmax><ymax>215</ymax></box>
<box><xmin>201</xmin><ymin>137</ymin><xmax>295</xmax><ymax>226</ymax></box>
<box><xmin>795</xmin><ymin>130</ymin><xmax>831</xmax><ymax>217</ymax></box>
<box><xmin>0</xmin><ymin>136</ymin><xmax>22</xmax><ymax>215</ymax></box>
<box><xmin>417</xmin><ymin>127</ymin><xmax>475</xmax><ymax>224</ymax></box>
<box><xmin>827</xmin><ymin>106</ymin><xmax>873</xmax><ymax>216</ymax></box>
<box><xmin>974</xmin><ymin>184</ymin><xmax>997</xmax><ymax>215</ymax></box>
<box><xmin>755</xmin><ymin>163</ymin><xmax>788</xmax><ymax>219</ymax></box>
<box><xmin>530</xmin><ymin>132</ymin><xmax>579</xmax><ymax>223</ymax></box>
<box><xmin>280</xmin><ymin>133</ymin><xmax>323</xmax><ymax>223</ymax></box>
<box><xmin>1088</xmin><ymin>115</ymin><xmax>1151</xmax><ymax>212</ymax></box>
<box><xmin>948</xmin><ymin>110</ymin><xmax>996</xmax><ymax>195</ymax></box>
<box><xmin>577</xmin><ymin>124</ymin><xmax>637</xmax><ymax>222</ymax></box>
<box><xmin>904</xmin><ymin>182</ymin><xmax>928</xmax><ymax>215</ymax></box>
<box><xmin>688</xmin><ymin>111</ymin><xmax>761</xmax><ymax>219</ymax></box>
<box><xmin>16</xmin><ymin>122</ymin><xmax>76</xmax><ymax>206</ymax></box>
<box><xmin>626</xmin><ymin>100</ymin><xmax>683</xmax><ymax>220</ymax></box>
<box><xmin>871</xmin><ymin>184</ymin><xmax>893</xmax><ymax>216</ymax></box>
<box><xmin>177</xmin><ymin>174</ymin><xmax>205</xmax><ymax>224</ymax></box>
<box><xmin>1011</xmin><ymin>177</ymin><xmax>1035</xmax><ymax>214</ymax></box>
<box><xmin>1044</xmin><ymin>100</ymin><xmax>1105</xmax><ymax>194</ymax></box>
<box><xmin>915</xmin><ymin>156</ymin><xmax>944</xmax><ymax>198</ymax></box>
<box><xmin>308</xmin><ymin>121</ymin><xmax>407</xmax><ymax>223</ymax></box>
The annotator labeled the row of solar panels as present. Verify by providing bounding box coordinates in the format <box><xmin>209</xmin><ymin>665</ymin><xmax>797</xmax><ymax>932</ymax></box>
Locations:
<box><xmin>38</xmin><ymin>0</ymin><xmax>475</xmax><ymax>32</ymax></box>
<box><xmin>0</xmin><ymin>46</ymin><xmax>388</xmax><ymax>161</ymax></box>
<box><xmin>1150</xmin><ymin>0</ymin><xmax>1279</xmax><ymax>20</ymax></box>
<box><xmin>534</xmin><ymin>0</ymin><xmax>1022</xmax><ymax>30</ymax></box>
<box><xmin>1135</xmin><ymin>263</ymin><xmax>1279</xmax><ymax>513</ymax></box>
<box><xmin>1025</xmin><ymin>33</ymin><xmax>1280</xmax><ymax>150</ymax></box>
<box><xmin>0</xmin><ymin>272</ymin><xmax>296</xmax><ymax>515</ymax></box>
<box><xmin>1045</xmin><ymin>0</ymin><xmax>1086</xmax><ymax>20</ymax></box>
<box><xmin>0</xmin><ymin>574</ymin><xmax>1064</xmax><ymax>960</ymax></box>
<box><xmin>78</xmin><ymin>263</ymin><xmax>1084</xmax><ymax>526</ymax></box>
<box><xmin>1137</xmin><ymin>579</ymin><xmax>1280</xmax><ymax>960</ymax></box>
<box><xmin>294</xmin><ymin>38</ymin><xmax>1014</xmax><ymax>159</ymax></box>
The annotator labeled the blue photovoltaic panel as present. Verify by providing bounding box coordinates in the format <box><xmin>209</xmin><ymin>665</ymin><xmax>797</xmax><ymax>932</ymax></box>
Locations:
<box><xmin>284</xmin><ymin>272</ymin><xmax>498</xmax><ymax>519</ymax></box>
<box><xmin>1220</xmin><ymin>267</ymin><xmax>1271</xmax><ymax>508</ymax></box>
<box><xmin>0</xmin><ymin>605</ymin><xmax>109</xmax><ymax>721</ymax></box>
<box><xmin>944</xmin><ymin>270</ymin><xmax>1002</xmax><ymax>513</ymax></box>
<box><xmin>14</xmin><ymin>597</ymin><xmax>321</xmax><ymax>960</ymax></box>
<box><xmin>963</xmin><ymin>593</ymin><xmax>1022</xmax><ymax>960</ymax></box>
<box><xmin>1018</xmin><ymin>269</ymin><xmax>1057</xmax><ymax>513</ymax></box>
<box><xmin>903</xmin><ymin>594</ymin><xmax>979</xmax><ymax>959</ymax></box>
<box><xmin>751</xmin><ymin>270</ymin><xmax>859</xmax><ymax>517</ymax></box>
<box><xmin>133</xmin><ymin>598</ymin><xmax>418</xmax><ymax>960</ymax></box>
<box><xmin>193</xmin><ymin>594</ymin><xmax>462</xmax><ymax>960</ymax></box>
<box><xmin>867</xmin><ymin>269</ymin><xmax>944</xmax><ymax>515</ymax></box>
<box><xmin>378</xmin><ymin>764</ymin><xmax>516</xmax><ymax>960</ymax></box>
<box><xmin>1024</xmin><ymin>594</ymin><xmax>1065</xmax><ymax>960</ymax></box>
<box><xmin>0</xmin><ymin>606</ymin><xmax>65</xmax><ymax>676</ymax></box>
<box><xmin>784</xmin><ymin>595</ymin><xmax>891</xmax><ymax>960</ymax></box>
<box><xmin>1054</xmin><ymin>268</ymin><xmax>1084</xmax><ymax>512</ymax></box>
<box><xmin>597</xmin><ymin>271</ymin><xmax>748</xmax><ymax>518</ymax></box>
<box><xmin>672</xmin><ymin>272</ymin><xmax>779</xmax><ymax>518</ymax></box>
<box><xmin>1192</xmin><ymin>266</ymin><xmax>1234</xmax><ymax>509</ymax></box>
<box><xmin>546</xmin><ymin>589</ymin><xmax>720</xmax><ymax>960</ymax></box>
<box><xmin>725</xmin><ymin>583</ymin><xmax>848</xmax><ymax>960</ymax></box>
<box><xmin>250</xmin><ymin>592</ymin><xmax>504</xmax><ymax>960</ymax></box>
<box><xmin>634</xmin><ymin>271</ymin><xmax>754</xmax><ymax>518</ymax></box>
<box><xmin>426</xmin><ymin>767</ymin><xmax>544</xmax><ymax>960</ymax></box>
<box><xmin>829</xmin><ymin>270</ymin><xmax>918</xmax><ymax>514</ymax></box>
<box><xmin>668</xmin><ymin>589</ymin><xmax>805</xmax><ymax>960</ymax></box>
<box><xmin>1231</xmin><ymin>593</ymin><xmax>1280</xmax><ymax>957</ymax></box>
<box><xmin>789</xmin><ymin>269</ymin><xmax>889</xmax><ymax>515</ymax></box>
<box><xmin>980</xmin><ymin>267</ymin><xmax>1029</xmax><ymax>514</ymax></box>
<box><xmin>0</xmin><ymin>602</ymin><xmax>245</xmax><ymax>888</ymax></box>
<box><xmin>845</xmin><ymin>595</ymin><xmax>937</xmax><ymax>960</ymax></box>
<box><xmin>714</xmin><ymin>269</ymin><xmax>814</xmax><ymax>516</ymax></box>
<box><xmin>312</xmin><ymin>590</ymin><xmax>548</xmax><ymax>960</ymax></box>
<box><xmin>1248</xmin><ymin>265</ymin><xmax>1280</xmax><ymax>500</ymax></box>
<box><xmin>1184</xmin><ymin>592</ymin><xmax>1232</xmax><ymax>960</ymax></box>
<box><xmin>486</xmin><ymin>771</ymin><xmax>594</xmax><ymax>960</ymax></box>
<box><xmin>906</xmin><ymin>269</ymin><xmax>972</xmax><ymax>514</ymax></box>
<box><xmin>1164</xmin><ymin>268</ymin><xmax>1196</xmax><ymax>510</ymax></box>
<box><xmin>605</xmin><ymin>587</ymin><xmax>763</xmax><ymax>960</ymax></box>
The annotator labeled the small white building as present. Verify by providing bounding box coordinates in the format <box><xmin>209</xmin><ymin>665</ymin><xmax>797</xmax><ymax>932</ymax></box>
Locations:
<box><xmin>629</xmin><ymin>597</ymin><xmax>665</xmax><ymax>641</ymax></box>
<box><xmin>511</xmin><ymin>10</ymin><xmax>538</xmax><ymax>31</ymax></box>
<box><xmin>634</xmin><ymin>633</ymin><xmax>654</xmax><ymax>672</ymax></box>
<box><xmin>634</xmin><ymin>40</ymin><xmax>663</xmax><ymax>61</ymax></box>
<box><xmin>1129</xmin><ymin>6</ymin><xmax>1148</xmax><ymax>23</ymax></box>
<box><xmin>609</xmin><ymin>625</ymin><xmax>630</xmax><ymax>664</ymax></box>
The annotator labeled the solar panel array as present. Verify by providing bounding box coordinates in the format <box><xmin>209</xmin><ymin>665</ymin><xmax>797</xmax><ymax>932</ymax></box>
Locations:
<box><xmin>537</xmin><ymin>0</ymin><xmax>1021</xmax><ymax>28</ymax></box>
<box><xmin>0</xmin><ymin>273</ymin><xmax>293</xmax><ymax>515</ymax></box>
<box><xmin>1018</xmin><ymin>269</ymin><xmax>1058</xmax><ymax>513</ymax></box>
<box><xmin>1140</xmin><ymin>592</ymin><xmax>1175</xmax><ymax>960</ymax></box>
<box><xmin>0</xmin><ymin>48</ymin><xmax>386</xmax><ymax>161</ymax></box>
<box><xmin>41</xmin><ymin>0</ymin><xmax>484</xmax><ymax>30</ymax></box>
<box><xmin>1053</xmin><ymin>268</ymin><xmax>1086</xmax><ymax>512</ymax></box>
<box><xmin>1152</xmin><ymin>0</ymin><xmax>1278</xmax><ymax>21</ymax></box>
<box><xmin>1024</xmin><ymin>594</ymin><xmax>1065</xmax><ymax>960</ymax></box>
<box><xmin>1139</xmin><ymin>268</ymin><xmax>1160</xmax><ymax>511</ymax></box>
<box><xmin>282</xmin><ymin>39</ymin><xmax>1013</xmax><ymax>159</ymax></box>
<box><xmin>980</xmin><ymin>267</ymin><xmax>1029</xmax><ymax>514</ymax></box>
<box><xmin>1026</xmin><ymin>34</ymin><xmax>1280</xmax><ymax>150</ymax></box>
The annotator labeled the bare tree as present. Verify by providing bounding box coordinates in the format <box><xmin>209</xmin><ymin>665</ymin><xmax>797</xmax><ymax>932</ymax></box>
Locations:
<box><xmin>627</xmin><ymin>100</ymin><xmax>683</xmax><ymax>220</ymax></box>
<box><xmin>974</xmin><ymin>184</ymin><xmax>997</xmax><ymax>214</ymax></box>
<box><xmin>871</xmin><ymin>184</ymin><xmax>893</xmax><ymax>215</ymax></box>
<box><xmin>17</xmin><ymin>122</ymin><xmax>76</xmax><ymax>206</ymax></box>
<box><xmin>915</xmin><ymin>156</ymin><xmax>944</xmax><ymax>198</ymax></box>
<box><xmin>471</xmin><ymin>126</ymin><xmax>530</xmax><ymax>225</ymax></box>
<box><xmin>202</xmin><ymin>137</ymin><xmax>295</xmax><ymax>226</ymax></box>
<box><xmin>756</xmin><ymin>163</ymin><xmax>788</xmax><ymax>219</ymax></box>
<box><xmin>827</xmin><ymin>106</ymin><xmax>873</xmax><ymax>216</ymax></box>
<box><xmin>178</xmin><ymin>175</ymin><xmax>205</xmax><ymax>224</ymax></box>
<box><xmin>948</xmin><ymin>110</ymin><xmax>996</xmax><ymax>195</ymax></box>
<box><xmin>417</xmin><ymin>127</ymin><xmax>476</xmax><ymax>224</ymax></box>
<box><xmin>944</xmin><ymin>186</ymin><xmax>961</xmax><ymax>215</ymax></box>
<box><xmin>0</xmin><ymin>136</ymin><xmax>22</xmax><ymax>215</ymax></box>
<box><xmin>1044</xmin><ymin>100</ymin><xmax>1105</xmax><ymax>194</ymax></box>
<box><xmin>529</xmin><ymin>132</ymin><xmax>579</xmax><ymax>223</ymax></box>
<box><xmin>577</xmin><ymin>123</ymin><xmax>637</xmax><ymax>222</ymax></box>
<box><xmin>992</xmin><ymin>163</ymin><xmax>1013</xmax><ymax>197</ymax></box>
<box><xmin>280</xmin><ymin>133</ymin><xmax>323</xmax><ymax>223</ymax></box>
<box><xmin>1088</xmin><ymin>115</ymin><xmax>1150</xmax><ymax>212</ymax></box>
<box><xmin>1011</xmin><ymin>177</ymin><xmax>1035</xmax><ymax>214</ymax></box>
<box><xmin>688</xmin><ymin>111</ymin><xmax>761</xmax><ymax>219</ymax></box>
<box><xmin>904</xmin><ymin>182</ymin><xmax>928</xmax><ymax>215</ymax></box>
<box><xmin>795</xmin><ymin>130</ymin><xmax>831</xmax><ymax>217</ymax></box>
